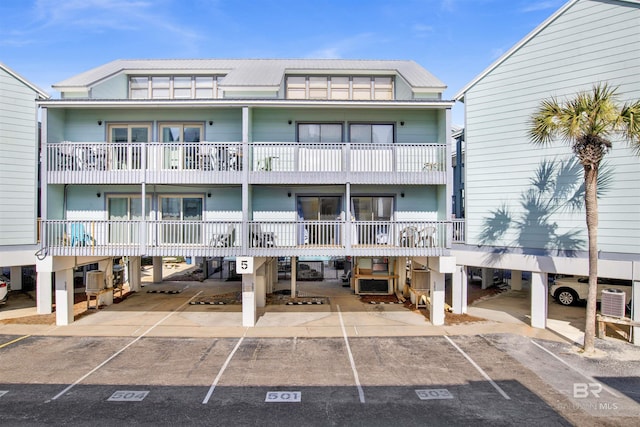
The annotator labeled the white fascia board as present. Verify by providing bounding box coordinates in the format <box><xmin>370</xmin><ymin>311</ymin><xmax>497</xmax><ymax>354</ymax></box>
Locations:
<box><xmin>451</xmin><ymin>249</ymin><xmax>635</xmax><ymax>280</ymax></box>
<box><xmin>413</xmin><ymin>87</ymin><xmax>445</xmax><ymax>94</ymax></box>
<box><xmin>453</xmin><ymin>0</ymin><xmax>579</xmax><ymax>101</ymax></box>
<box><xmin>220</xmin><ymin>86</ymin><xmax>279</xmax><ymax>92</ymax></box>
<box><xmin>55</xmin><ymin>87</ymin><xmax>90</xmax><ymax>96</ymax></box>
<box><xmin>37</xmin><ymin>99</ymin><xmax>455</xmax><ymax>109</ymax></box>
<box><xmin>0</xmin><ymin>61</ymin><xmax>50</xmax><ymax>99</ymax></box>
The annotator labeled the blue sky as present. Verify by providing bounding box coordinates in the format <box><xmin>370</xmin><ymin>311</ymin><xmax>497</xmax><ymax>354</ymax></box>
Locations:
<box><xmin>0</xmin><ymin>0</ymin><xmax>567</xmax><ymax>125</ymax></box>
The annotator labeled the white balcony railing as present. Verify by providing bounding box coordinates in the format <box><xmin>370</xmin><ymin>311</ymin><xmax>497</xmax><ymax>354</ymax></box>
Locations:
<box><xmin>45</xmin><ymin>142</ymin><xmax>446</xmax><ymax>184</ymax></box>
<box><xmin>452</xmin><ymin>219</ymin><xmax>465</xmax><ymax>243</ymax></box>
<box><xmin>40</xmin><ymin>219</ymin><xmax>453</xmax><ymax>256</ymax></box>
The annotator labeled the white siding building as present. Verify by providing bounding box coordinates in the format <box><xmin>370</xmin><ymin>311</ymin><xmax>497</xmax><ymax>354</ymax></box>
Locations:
<box><xmin>0</xmin><ymin>62</ymin><xmax>49</xmax><ymax>291</ymax></box>
<box><xmin>36</xmin><ymin>59</ymin><xmax>457</xmax><ymax>326</ymax></box>
<box><xmin>453</xmin><ymin>0</ymin><xmax>639</xmax><ymax>341</ymax></box>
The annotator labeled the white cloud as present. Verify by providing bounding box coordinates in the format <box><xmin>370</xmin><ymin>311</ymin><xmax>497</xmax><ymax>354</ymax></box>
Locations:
<box><xmin>305</xmin><ymin>33</ymin><xmax>378</xmax><ymax>59</ymax></box>
<box><xmin>30</xmin><ymin>0</ymin><xmax>201</xmax><ymax>44</ymax></box>
<box><xmin>412</xmin><ymin>23</ymin><xmax>434</xmax><ymax>38</ymax></box>
<box><xmin>440</xmin><ymin>0</ymin><xmax>456</xmax><ymax>12</ymax></box>
<box><xmin>520</xmin><ymin>1</ymin><xmax>564</xmax><ymax>13</ymax></box>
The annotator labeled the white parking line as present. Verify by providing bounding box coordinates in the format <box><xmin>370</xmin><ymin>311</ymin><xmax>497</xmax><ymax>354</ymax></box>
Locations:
<box><xmin>530</xmin><ymin>339</ymin><xmax>619</xmax><ymax>398</ymax></box>
<box><xmin>48</xmin><ymin>291</ymin><xmax>203</xmax><ymax>402</ymax></box>
<box><xmin>337</xmin><ymin>305</ymin><xmax>365</xmax><ymax>403</ymax></box>
<box><xmin>444</xmin><ymin>336</ymin><xmax>511</xmax><ymax>400</ymax></box>
<box><xmin>202</xmin><ymin>331</ymin><xmax>247</xmax><ymax>404</ymax></box>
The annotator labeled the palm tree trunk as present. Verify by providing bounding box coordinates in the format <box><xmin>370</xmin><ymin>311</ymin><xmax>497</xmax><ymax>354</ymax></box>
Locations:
<box><xmin>583</xmin><ymin>164</ymin><xmax>599</xmax><ymax>353</ymax></box>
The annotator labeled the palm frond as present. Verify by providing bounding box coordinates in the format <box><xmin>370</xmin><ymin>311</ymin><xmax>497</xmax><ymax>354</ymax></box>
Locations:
<box><xmin>528</xmin><ymin>97</ymin><xmax>563</xmax><ymax>145</ymax></box>
<box><xmin>619</xmin><ymin>100</ymin><xmax>640</xmax><ymax>154</ymax></box>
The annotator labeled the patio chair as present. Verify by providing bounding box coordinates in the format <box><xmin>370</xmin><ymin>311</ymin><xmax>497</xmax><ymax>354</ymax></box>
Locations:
<box><xmin>375</xmin><ymin>225</ymin><xmax>390</xmax><ymax>245</ymax></box>
<box><xmin>70</xmin><ymin>223</ymin><xmax>96</xmax><ymax>247</ymax></box>
<box><xmin>417</xmin><ymin>226</ymin><xmax>437</xmax><ymax>247</ymax></box>
<box><xmin>252</xmin><ymin>224</ymin><xmax>276</xmax><ymax>247</ymax></box>
<box><xmin>210</xmin><ymin>225</ymin><xmax>235</xmax><ymax>247</ymax></box>
<box><xmin>400</xmin><ymin>226</ymin><xmax>418</xmax><ymax>247</ymax></box>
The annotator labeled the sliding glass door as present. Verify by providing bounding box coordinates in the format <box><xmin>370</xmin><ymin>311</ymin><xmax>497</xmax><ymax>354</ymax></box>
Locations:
<box><xmin>297</xmin><ymin>196</ymin><xmax>341</xmax><ymax>244</ymax></box>
<box><xmin>160</xmin><ymin>196</ymin><xmax>203</xmax><ymax>244</ymax></box>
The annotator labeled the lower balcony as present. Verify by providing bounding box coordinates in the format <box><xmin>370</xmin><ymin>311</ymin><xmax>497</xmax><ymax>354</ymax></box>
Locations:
<box><xmin>40</xmin><ymin>220</ymin><xmax>454</xmax><ymax>258</ymax></box>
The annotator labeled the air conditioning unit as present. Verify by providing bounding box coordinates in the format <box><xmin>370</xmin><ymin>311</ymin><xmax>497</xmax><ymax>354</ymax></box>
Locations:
<box><xmin>86</xmin><ymin>270</ymin><xmax>105</xmax><ymax>293</ymax></box>
<box><xmin>601</xmin><ymin>288</ymin><xmax>626</xmax><ymax>318</ymax></box>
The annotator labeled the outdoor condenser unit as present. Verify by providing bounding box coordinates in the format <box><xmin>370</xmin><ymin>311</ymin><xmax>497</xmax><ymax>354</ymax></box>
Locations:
<box><xmin>85</xmin><ymin>270</ymin><xmax>105</xmax><ymax>293</ymax></box>
<box><xmin>600</xmin><ymin>288</ymin><xmax>626</xmax><ymax>318</ymax></box>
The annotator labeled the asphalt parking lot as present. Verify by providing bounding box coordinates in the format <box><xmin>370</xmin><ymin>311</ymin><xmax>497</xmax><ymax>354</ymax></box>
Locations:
<box><xmin>1</xmin><ymin>268</ymin><xmax>638</xmax><ymax>425</ymax></box>
<box><xmin>1</xmin><ymin>333</ymin><xmax>638</xmax><ymax>426</ymax></box>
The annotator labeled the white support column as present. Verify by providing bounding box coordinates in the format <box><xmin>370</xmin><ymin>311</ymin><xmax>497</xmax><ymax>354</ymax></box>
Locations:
<box><xmin>452</xmin><ymin>265</ymin><xmax>468</xmax><ymax>314</ymax></box>
<box><xmin>397</xmin><ymin>257</ymin><xmax>407</xmax><ymax>294</ymax></box>
<box><xmin>632</xmin><ymin>280</ymin><xmax>639</xmax><ymax>346</ymax></box>
<box><xmin>511</xmin><ymin>270</ymin><xmax>522</xmax><ymax>291</ymax></box>
<box><xmin>152</xmin><ymin>256</ymin><xmax>163</xmax><ymax>283</ymax></box>
<box><xmin>481</xmin><ymin>268</ymin><xmax>494</xmax><ymax>290</ymax></box>
<box><xmin>129</xmin><ymin>256</ymin><xmax>142</xmax><ymax>292</ymax></box>
<box><xmin>10</xmin><ymin>266</ymin><xmax>22</xmax><ymax>291</ymax></box>
<box><xmin>530</xmin><ymin>272</ymin><xmax>548</xmax><ymax>329</ymax></box>
<box><xmin>242</xmin><ymin>274</ymin><xmax>256</xmax><ymax>327</ymax></box>
<box><xmin>99</xmin><ymin>258</ymin><xmax>114</xmax><ymax>289</ymax></box>
<box><xmin>36</xmin><ymin>256</ymin><xmax>53</xmax><ymax>315</ymax></box>
<box><xmin>430</xmin><ymin>271</ymin><xmax>445</xmax><ymax>326</ymax></box>
<box><xmin>36</xmin><ymin>270</ymin><xmax>52</xmax><ymax>314</ymax></box>
<box><xmin>55</xmin><ymin>268</ymin><xmax>74</xmax><ymax>325</ymax></box>
<box><xmin>291</xmin><ymin>256</ymin><xmax>297</xmax><ymax>297</ymax></box>
<box><xmin>255</xmin><ymin>263</ymin><xmax>266</xmax><ymax>308</ymax></box>
<box><xmin>270</xmin><ymin>258</ymin><xmax>277</xmax><ymax>291</ymax></box>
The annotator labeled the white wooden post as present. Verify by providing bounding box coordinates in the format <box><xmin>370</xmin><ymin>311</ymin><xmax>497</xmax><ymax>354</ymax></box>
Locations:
<box><xmin>530</xmin><ymin>272</ymin><xmax>548</xmax><ymax>329</ymax></box>
<box><xmin>452</xmin><ymin>265</ymin><xmax>468</xmax><ymax>314</ymax></box>
<box><xmin>430</xmin><ymin>271</ymin><xmax>445</xmax><ymax>326</ymax></box>
<box><xmin>511</xmin><ymin>270</ymin><xmax>522</xmax><ymax>290</ymax></box>
<box><xmin>55</xmin><ymin>268</ymin><xmax>74</xmax><ymax>325</ymax></box>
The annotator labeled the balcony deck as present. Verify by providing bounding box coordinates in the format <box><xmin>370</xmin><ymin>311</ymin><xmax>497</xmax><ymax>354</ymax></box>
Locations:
<box><xmin>39</xmin><ymin>220</ymin><xmax>460</xmax><ymax>258</ymax></box>
<box><xmin>45</xmin><ymin>142</ymin><xmax>447</xmax><ymax>185</ymax></box>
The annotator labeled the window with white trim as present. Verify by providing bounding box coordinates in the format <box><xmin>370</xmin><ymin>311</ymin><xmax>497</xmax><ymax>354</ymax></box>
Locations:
<box><xmin>350</xmin><ymin>124</ymin><xmax>394</xmax><ymax>144</ymax></box>
<box><xmin>298</xmin><ymin>123</ymin><xmax>343</xmax><ymax>143</ymax></box>
<box><xmin>129</xmin><ymin>76</ymin><xmax>222</xmax><ymax>99</ymax></box>
<box><xmin>286</xmin><ymin>75</ymin><xmax>394</xmax><ymax>100</ymax></box>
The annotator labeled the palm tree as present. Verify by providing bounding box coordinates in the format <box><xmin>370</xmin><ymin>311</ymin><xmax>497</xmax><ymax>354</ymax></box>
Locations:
<box><xmin>529</xmin><ymin>83</ymin><xmax>640</xmax><ymax>353</ymax></box>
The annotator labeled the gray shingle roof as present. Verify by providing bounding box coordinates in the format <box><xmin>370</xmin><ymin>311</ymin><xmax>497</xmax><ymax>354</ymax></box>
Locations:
<box><xmin>53</xmin><ymin>59</ymin><xmax>446</xmax><ymax>90</ymax></box>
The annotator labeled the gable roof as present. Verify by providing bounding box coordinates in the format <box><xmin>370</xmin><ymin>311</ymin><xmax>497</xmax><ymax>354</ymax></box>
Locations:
<box><xmin>52</xmin><ymin>58</ymin><xmax>446</xmax><ymax>91</ymax></box>
<box><xmin>453</xmin><ymin>0</ymin><xmax>640</xmax><ymax>101</ymax></box>
<box><xmin>0</xmin><ymin>61</ymin><xmax>49</xmax><ymax>99</ymax></box>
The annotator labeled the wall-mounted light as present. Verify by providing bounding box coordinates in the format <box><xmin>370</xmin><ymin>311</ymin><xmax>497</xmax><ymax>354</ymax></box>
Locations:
<box><xmin>208</xmin><ymin>121</ymin><xmax>214</xmax><ymax>126</ymax></box>
<box><xmin>97</xmin><ymin>192</ymin><xmax>101</xmax><ymax>198</ymax></box>
<box><xmin>207</xmin><ymin>192</ymin><xmax>211</xmax><ymax>198</ymax></box>
<box><xmin>97</xmin><ymin>120</ymin><xmax>103</xmax><ymax>126</ymax></box>
<box><xmin>400</xmin><ymin>192</ymin><xmax>405</xmax><ymax>198</ymax></box>
<box><xmin>288</xmin><ymin>120</ymin><xmax>292</xmax><ymax>125</ymax></box>
<box><xmin>287</xmin><ymin>192</ymin><xmax>292</xmax><ymax>198</ymax></box>
<box><xmin>400</xmin><ymin>121</ymin><xmax>405</xmax><ymax>126</ymax></box>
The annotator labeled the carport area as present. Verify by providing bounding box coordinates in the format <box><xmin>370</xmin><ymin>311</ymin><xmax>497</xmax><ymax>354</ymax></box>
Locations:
<box><xmin>0</xmin><ymin>260</ymin><xmax>571</xmax><ymax>346</ymax></box>
<box><xmin>2</xmin><ymin>258</ymin><xmax>635</xmax><ymax>349</ymax></box>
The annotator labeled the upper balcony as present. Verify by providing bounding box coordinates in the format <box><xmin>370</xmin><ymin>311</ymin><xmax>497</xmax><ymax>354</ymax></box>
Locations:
<box><xmin>45</xmin><ymin>142</ymin><xmax>447</xmax><ymax>186</ymax></box>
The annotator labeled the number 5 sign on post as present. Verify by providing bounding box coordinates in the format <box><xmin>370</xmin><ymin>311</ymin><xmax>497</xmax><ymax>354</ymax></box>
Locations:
<box><xmin>236</xmin><ymin>257</ymin><xmax>254</xmax><ymax>274</ymax></box>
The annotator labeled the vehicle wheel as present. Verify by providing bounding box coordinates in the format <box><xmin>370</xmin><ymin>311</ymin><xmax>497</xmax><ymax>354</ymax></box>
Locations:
<box><xmin>555</xmin><ymin>288</ymin><xmax>578</xmax><ymax>306</ymax></box>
